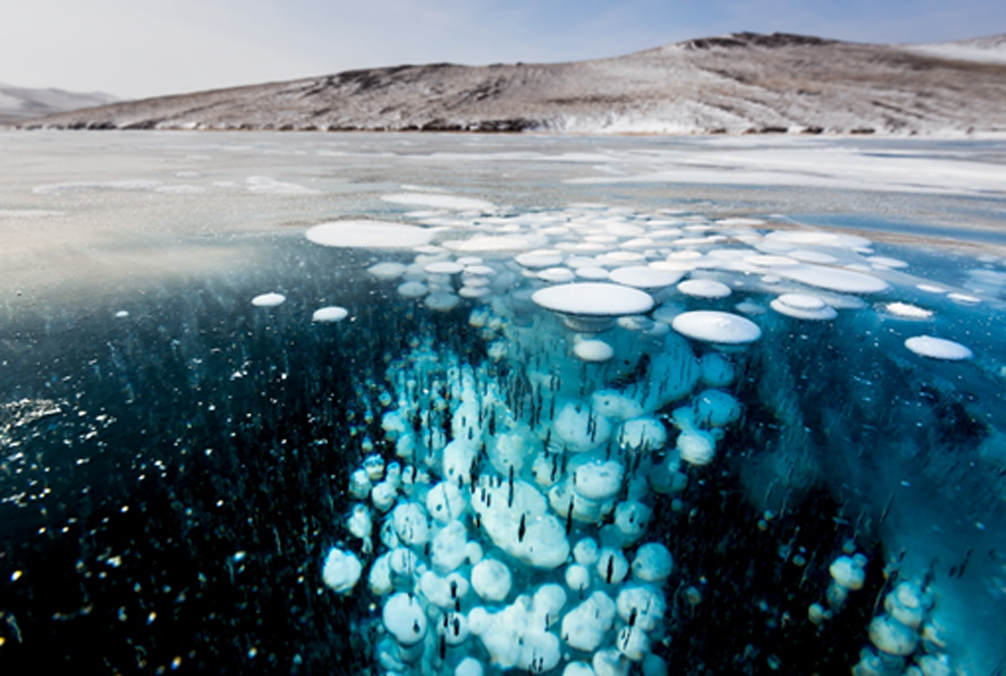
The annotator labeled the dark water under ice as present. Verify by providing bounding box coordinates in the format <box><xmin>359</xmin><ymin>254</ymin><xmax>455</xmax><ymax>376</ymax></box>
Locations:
<box><xmin>0</xmin><ymin>131</ymin><xmax>1004</xmax><ymax>675</ymax></box>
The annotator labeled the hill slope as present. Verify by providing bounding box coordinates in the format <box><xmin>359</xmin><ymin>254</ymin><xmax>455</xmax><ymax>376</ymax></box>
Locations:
<box><xmin>0</xmin><ymin>84</ymin><xmax>117</xmax><ymax>124</ymax></box>
<box><xmin>14</xmin><ymin>32</ymin><xmax>1006</xmax><ymax>135</ymax></box>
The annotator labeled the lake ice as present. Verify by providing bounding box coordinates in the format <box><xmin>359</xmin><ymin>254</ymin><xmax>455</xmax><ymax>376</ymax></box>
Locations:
<box><xmin>0</xmin><ymin>131</ymin><xmax>1004</xmax><ymax>675</ymax></box>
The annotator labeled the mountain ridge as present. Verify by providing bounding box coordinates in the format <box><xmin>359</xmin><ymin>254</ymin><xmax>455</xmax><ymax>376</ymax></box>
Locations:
<box><xmin>10</xmin><ymin>32</ymin><xmax>1006</xmax><ymax>135</ymax></box>
<box><xmin>0</xmin><ymin>84</ymin><xmax>117</xmax><ymax>124</ymax></box>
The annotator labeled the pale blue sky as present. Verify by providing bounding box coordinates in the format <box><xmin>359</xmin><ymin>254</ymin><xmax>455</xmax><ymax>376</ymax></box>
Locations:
<box><xmin>2</xmin><ymin>0</ymin><xmax>1002</xmax><ymax>99</ymax></box>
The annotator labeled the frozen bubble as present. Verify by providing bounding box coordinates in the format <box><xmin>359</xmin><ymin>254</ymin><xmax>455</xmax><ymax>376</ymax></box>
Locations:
<box><xmin>881</xmin><ymin>302</ymin><xmax>933</xmax><ymax>319</ymax></box>
<box><xmin>597</xmin><ymin>251</ymin><xmax>647</xmax><ymax>267</ymax></box>
<box><xmin>444</xmin><ymin>233</ymin><xmax>548</xmax><ymax>252</ymax></box>
<box><xmin>312</xmin><ymin>306</ymin><xmax>349</xmax><ymax>322</ymax></box>
<box><xmin>516</xmin><ymin>249</ymin><xmax>564</xmax><ymax>268</ymax></box>
<box><xmin>672</xmin><ymin>311</ymin><xmax>761</xmax><ymax>344</ymax></box>
<box><xmin>677</xmin><ymin>279</ymin><xmax>732</xmax><ymax>299</ymax></box>
<box><xmin>464</xmin><ymin>264</ymin><xmax>496</xmax><ymax>276</ymax></box>
<box><xmin>425</xmin><ymin>292</ymin><xmax>461</xmax><ymax>312</ymax></box>
<box><xmin>424</xmin><ymin>261</ymin><xmax>464</xmax><ymax>274</ymax></box>
<box><xmin>307</xmin><ymin>221</ymin><xmax>434</xmax><ymax>249</ymax></box>
<box><xmin>538</xmin><ymin>267</ymin><xmax>577</xmax><ymax>283</ymax></box>
<box><xmin>381</xmin><ymin>192</ymin><xmax>494</xmax><ymax>211</ymax></box>
<box><xmin>948</xmin><ymin>292</ymin><xmax>981</xmax><ymax>305</ymax></box>
<box><xmin>562</xmin><ymin>592</ymin><xmax>617</xmax><ymax>652</ymax></box>
<box><xmin>322</xmin><ymin>547</ymin><xmax>362</xmax><ymax>594</ymax></box>
<box><xmin>397</xmin><ymin>281</ymin><xmax>429</xmax><ymax>298</ymax></box>
<box><xmin>251</xmin><ymin>292</ymin><xmax>286</xmax><ymax>307</ymax></box>
<box><xmin>382</xmin><ymin>592</ymin><xmax>427</xmax><ymax>645</ymax></box>
<box><xmin>459</xmin><ymin>286</ymin><xmax>492</xmax><ymax>299</ymax></box>
<box><xmin>367</xmin><ymin>261</ymin><xmax>407</xmax><ymax>280</ymax></box>
<box><xmin>632</xmin><ymin>543</ymin><xmax>673</xmax><ymax>583</ymax></box>
<box><xmin>471</xmin><ymin>559</ymin><xmax>512</xmax><ymax>602</ymax></box>
<box><xmin>532</xmin><ymin>283</ymin><xmax>654</xmax><ymax>317</ymax></box>
<box><xmin>769</xmin><ymin>293</ymin><xmax>837</xmax><ymax>321</ymax></box>
<box><xmin>573</xmin><ymin>339</ymin><xmax>615</xmax><ymax>362</ymax></box>
<box><xmin>609</xmin><ymin>266</ymin><xmax>685</xmax><ymax>289</ymax></box>
<box><xmin>456</xmin><ymin>657</ymin><xmax>484</xmax><ymax>676</ymax></box>
<box><xmin>779</xmin><ymin>265</ymin><xmax>888</xmax><ymax>293</ymax></box>
<box><xmin>904</xmin><ymin>335</ymin><xmax>973</xmax><ymax>361</ymax></box>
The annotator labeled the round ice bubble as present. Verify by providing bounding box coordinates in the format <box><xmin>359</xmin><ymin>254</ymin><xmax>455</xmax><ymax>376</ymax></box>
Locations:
<box><xmin>426</xmin><ymin>481</ymin><xmax>468</xmax><ymax>523</ymax></box>
<box><xmin>608</xmin><ymin>265</ymin><xmax>685</xmax><ymax>289</ymax></box>
<box><xmin>424</xmin><ymin>261</ymin><xmax>464</xmax><ymax>274</ymax></box>
<box><xmin>573</xmin><ymin>459</ymin><xmax>624</xmax><ymax>501</ymax></box>
<box><xmin>392</xmin><ymin>502</ymin><xmax>430</xmax><ymax>546</ymax></box>
<box><xmin>419</xmin><ymin>570</ymin><xmax>469</xmax><ymax>608</ymax></box>
<box><xmin>561</xmin><ymin>591</ymin><xmax>617</xmax><ymax>652</ymax></box>
<box><xmin>829</xmin><ymin>555</ymin><xmax>865</xmax><ymax>590</ymax></box>
<box><xmin>594</xmin><ymin>648</ymin><xmax>629</xmax><ymax>676</ymax></box>
<box><xmin>539</xmin><ymin>267</ymin><xmax>577</xmax><ymax>283</ymax></box>
<box><xmin>431</xmin><ymin>520</ymin><xmax>469</xmax><ymax>572</ymax></box>
<box><xmin>617</xmin><ymin>417</ymin><xmax>667</xmax><ymax>451</ymax></box>
<box><xmin>382</xmin><ymin>592</ymin><xmax>428</xmax><ymax>646</ymax></box>
<box><xmin>516</xmin><ymin>249</ymin><xmax>564</xmax><ymax>268</ymax></box>
<box><xmin>693</xmin><ymin>390</ymin><xmax>742</xmax><ymax>428</ymax></box>
<box><xmin>322</xmin><ymin>547</ymin><xmax>362</xmax><ymax>594</ymax></box>
<box><xmin>616</xmin><ymin>584</ymin><xmax>667</xmax><ymax>632</ymax></box>
<box><xmin>596</xmin><ymin>547</ymin><xmax>629</xmax><ymax>585</ymax></box>
<box><xmin>573</xmin><ymin>339</ymin><xmax>615</xmax><ymax>362</ymax></box>
<box><xmin>779</xmin><ymin>264</ymin><xmax>888</xmax><ymax>293</ymax></box>
<box><xmin>868</xmin><ymin>614</ymin><xmax>919</xmax><ymax>656</ymax></box>
<box><xmin>881</xmin><ymin>302</ymin><xmax>933</xmax><ymax>319</ymax></box>
<box><xmin>617</xmin><ymin>624</ymin><xmax>652</xmax><ymax>661</ymax></box>
<box><xmin>565</xmin><ymin>563</ymin><xmax>591</xmax><ymax>591</ymax></box>
<box><xmin>532</xmin><ymin>282</ymin><xmax>654</xmax><ymax>317</ymax></box>
<box><xmin>553</xmin><ymin>401</ymin><xmax>613</xmax><ymax>452</ymax></box>
<box><xmin>471</xmin><ymin>559</ymin><xmax>512</xmax><ymax>602</ymax></box>
<box><xmin>455</xmin><ymin>656</ymin><xmax>484</xmax><ymax>676</ymax></box>
<box><xmin>397</xmin><ymin>281</ymin><xmax>429</xmax><ymax>298</ymax></box>
<box><xmin>677</xmin><ymin>429</ymin><xmax>717</xmax><ymax>466</ymax></box>
<box><xmin>904</xmin><ymin>335</ymin><xmax>973</xmax><ymax>361</ymax></box>
<box><xmin>251</xmin><ymin>292</ymin><xmax>286</xmax><ymax>307</ymax></box>
<box><xmin>312</xmin><ymin>305</ymin><xmax>349</xmax><ymax>322</ymax></box>
<box><xmin>307</xmin><ymin>220</ymin><xmax>435</xmax><ymax>249</ymax></box>
<box><xmin>367</xmin><ymin>261</ymin><xmax>407</xmax><ymax>280</ymax></box>
<box><xmin>672</xmin><ymin>310</ymin><xmax>762</xmax><ymax>345</ymax></box>
<box><xmin>677</xmin><ymin>279</ymin><xmax>732</xmax><ymax>299</ymax></box>
<box><xmin>425</xmin><ymin>292</ymin><xmax>461</xmax><ymax>312</ymax></box>
<box><xmin>769</xmin><ymin>293</ymin><xmax>837</xmax><ymax>320</ymax></box>
<box><xmin>347</xmin><ymin>504</ymin><xmax>372</xmax><ymax>540</ymax></box>
<box><xmin>564</xmin><ymin>662</ymin><xmax>596</xmax><ymax>676</ymax></box>
<box><xmin>573</xmin><ymin>538</ymin><xmax>600</xmax><ymax>566</ymax></box>
<box><xmin>632</xmin><ymin>543</ymin><xmax>673</xmax><ymax>583</ymax></box>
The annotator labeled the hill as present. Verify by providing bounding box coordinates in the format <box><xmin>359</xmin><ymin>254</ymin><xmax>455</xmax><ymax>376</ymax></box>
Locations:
<box><xmin>0</xmin><ymin>84</ymin><xmax>117</xmax><ymax>124</ymax></box>
<box><xmin>13</xmin><ymin>32</ymin><xmax>1006</xmax><ymax>135</ymax></box>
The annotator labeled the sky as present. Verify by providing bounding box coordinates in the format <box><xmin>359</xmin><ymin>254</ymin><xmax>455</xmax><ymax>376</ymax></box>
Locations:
<box><xmin>1</xmin><ymin>0</ymin><xmax>1002</xmax><ymax>99</ymax></box>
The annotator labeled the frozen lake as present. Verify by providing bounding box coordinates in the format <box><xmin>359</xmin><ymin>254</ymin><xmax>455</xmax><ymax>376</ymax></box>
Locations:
<box><xmin>1</xmin><ymin>131</ymin><xmax>1005</xmax><ymax>675</ymax></box>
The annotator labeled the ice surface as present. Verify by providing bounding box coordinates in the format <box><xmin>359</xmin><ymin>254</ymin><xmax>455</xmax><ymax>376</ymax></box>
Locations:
<box><xmin>1</xmin><ymin>131</ymin><xmax>1004</xmax><ymax>676</ymax></box>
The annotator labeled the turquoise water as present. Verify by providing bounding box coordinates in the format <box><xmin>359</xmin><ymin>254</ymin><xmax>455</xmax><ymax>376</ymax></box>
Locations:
<box><xmin>0</xmin><ymin>132</ymin><xmax>1004</xmax><ymax>675</ymax></box>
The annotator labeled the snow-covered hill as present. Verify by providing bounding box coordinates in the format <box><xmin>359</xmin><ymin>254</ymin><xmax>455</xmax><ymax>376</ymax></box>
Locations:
<box><xmin>13</xmin><ymin>32</ymin><xmax>1006</xmax><ymax>135</ymax></box>
<box><xmin>0</xmin><ymin>84</ymin><xmax>118</xmax><ymax>124</ymax></box>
